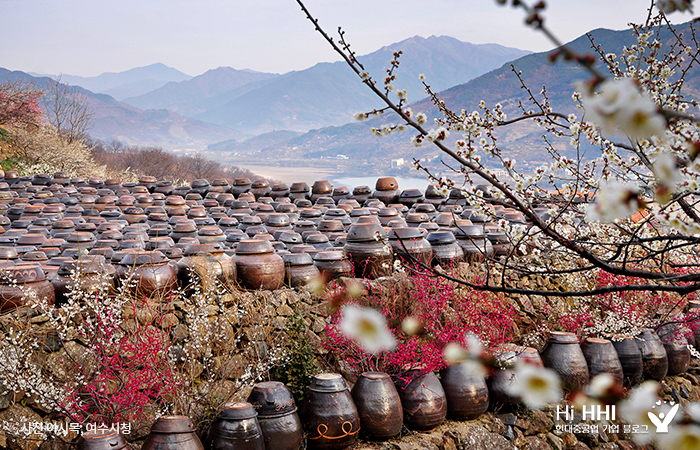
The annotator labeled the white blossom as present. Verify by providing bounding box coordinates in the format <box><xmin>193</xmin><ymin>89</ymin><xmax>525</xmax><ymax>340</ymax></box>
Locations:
<box><xmin>657</xmin><ymin>0</ymin><xmax>693</xmax><ymax>14</ymax></box>
<box><xmin>586</xmin><ymin>180</ymin><xmax>643</xmax><ymax>222</ymax></box>
<box><xmin>339</xmin><ymin>305</ymin><xmax>396</xmax><ymax>354</ymax></box>
<box><xmin>506</xmin><ymin>363</ymin><xmax>562</xmax><ymax>409</ymax></box>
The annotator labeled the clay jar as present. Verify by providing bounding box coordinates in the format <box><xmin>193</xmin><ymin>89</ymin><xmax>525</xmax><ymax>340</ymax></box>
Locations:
<box><xmin>581</xmin><ymin>338</ymin><xmax>624</xmax><ymax>383</ymax></box>
<box><xmin>657</xmin><ymin>324</ymin><xmax>691</xmax><ymax>376</ymax></box>
<box><xmin>387</xmin><ymin>227</ymin><xmax>432</xmax><ymax>265</ymax></box>
<box><xmin>142</xmin><ymin>416</ymin><xmax>204</xmax><ymax>450</ymax></box>
<box><xmin>394</xmin><ymin>370</ymin><xmax>447</xmax><ymax>432</ymax></box>
<box><xmin>426</xmin><ymin>231</ymin><xmax>464</xmax><ymax>267</ymax></box>
<box><xmin>344</xmin><ymin>222</ymin><xmax>393</xmax><ymax>279</ymax></box>
<box><xmin>440</xmin><ymin>362</ymin><xmax>489</xmax><ymax>420</ymax></box>
<box><xmin>205</xmin><ymin>402</ymin><xmax>265</xmax><ymax>450</ymax></box>
<box><xmin>76</xmin><ymin>429</ymin><xmax>128</xmax><ymax>450</ymax></box>
<box><xmin>350</xmin><ymin>372</ymin><xmax>403</xmax><ymax>440</ymax></box>
<box><xmin>53</xmin><ymin>256</ymin><xmax>115</xmax><ymax>305</ymax></box>
<box><xmin>612</xmin><ymin>337</ymin><xmax>644</xmax><ymax>387</ymax></box>
<box><xmin>313</xmin><ymin>251</ymin><xmax>353</xmax><ymax>279</ymax></box>
<box><xmin>372</xmin><ymin>177</ymin><xmax>399</xmax><ymax>205</ymax></box>
<box><xmin>247</xmin><ymin>381</ymin><xmax>303</xmax><ymax>450</ymax></box>
<box><xmin>177</xmin><ymin>243</ymin><xmax>237</xmax><ymax>291</ymax></box>
<box><xmin>540</xmin><ymin>331</ymin><xmax>589</xmax><ymax>391</ymax></box>
<box><xmin>0</xmin><ymin>265</ymin><xmax>55</xmax><ymax>312</ymax></box>
<box><xmin>283</xmin><ymin>252</ymin><xmax>320</xmax><ymax>287</ymax></box>
<box><xmin>635</xmin><ymin>329</ymin><xmax>669</xmax><ymax>380</ymax></box>
<box><xmin>488</xmin><ymin>346</ymin><xmax>543</xmax><ymax>405</ymax></box>
<box><xmin>300</xmin><ymin>373</ymin><xmax>360</xmax><ymax>450</ymax></box>
<box><xmin>115</xmin><ymin>251</ymin><xmax>177</xmax><ymax>299</ymax></box>
<box><xmin>234</xmin><ymin>239</ymin><xmax>284</xmax><ymax>290</ymax></box>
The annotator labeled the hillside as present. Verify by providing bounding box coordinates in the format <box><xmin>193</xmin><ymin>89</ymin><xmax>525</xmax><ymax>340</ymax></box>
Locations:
<box><xmin>0</xmin><ymin>68</ymin><xmax>241</xmax><ymax>148</ymax></box>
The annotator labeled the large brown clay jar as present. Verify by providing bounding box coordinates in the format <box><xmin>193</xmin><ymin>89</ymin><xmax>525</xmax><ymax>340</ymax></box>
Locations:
<box><xmin>115</xmin><ymin>251</ymin><xmax>177</xmax><ymax>299</ymax></box>
<box><xmin>205</xmin><ymin>402</ymin><xmax>265</xmax><ymax>450</ymax></box>
<box><xmin>177</xmin><ymin>243</ymin><xmax>237</xmax><ymax>291</ymax></box>
<box><xmin>440</xmin><ymin>362</ymin><xmax>489</xmax><ymax>420</ymax></box>
<box><xmin>300</xmin><ymin>373</ymin><xmax>360</xmax><ymax>450</ymax></box>
<box><xmin>234</xmin><ymin>239</ymin><xmax>284</xmax><ymax>290</ymax></box>
<box><xmin>283</xmin><ymin>253</ymin><xmax>320</xmax><ymax>287</ymax></box>
<box><xmin>142</xmin><ymin>415</ymin><xmax>204</xmax><ymax>450</ymax></box>
<box><xmin>658</xmin><ymin>325</ymin><xmax>691</xmax><ymax>376</ymax></box>
<box><xmin>344</xmin><ymin>222</ymin><xmax>393</xmax><ymax>279</ymax></box>
<box><xmin>247</xmin><ymin>381</ymin><xmax>303</xmax><ymax>450</ymax></box>
<box><xmin>635</xmin><ymin>329</ymin><xmax>669</xmax><ymax>380</ymax></box>
<box><xmin>350</xmin><ymin>372</ymin><xmax>402</xmax><ymax>440</ymax></box>
<box><xmin>582</xmin><ymin>337</ymin><xmax>624</xmax><ymax>383</ymax></box>
<box><xmin>540</xmin><ymin>332</ymin><xmax>589</xmax><ymax>391</ymax></box>
<box><xmin>0</xmin><ymin>265</ymin><xmax>55</xmax><ymax>312</ymax></box>
<box><xmin>394</xmin><ymin>370</ymin><xmax>447</xmax><ymax>432</ymax></box>
<box><xmin>612</xmin><ymin>337</ymin><xmax>643</xmax><ymax>387</ymax></box>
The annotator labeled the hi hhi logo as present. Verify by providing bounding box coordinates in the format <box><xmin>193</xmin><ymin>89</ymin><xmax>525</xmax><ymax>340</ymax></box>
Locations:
<box><xmin>557</xmin><ymin>404</ymin><xmax>616</xmax><ymax>422</ymax></box>
<box><xmin>648</xmin><ymin>400</ymin><xmax>679</xmax><ymax>433</ymax></box>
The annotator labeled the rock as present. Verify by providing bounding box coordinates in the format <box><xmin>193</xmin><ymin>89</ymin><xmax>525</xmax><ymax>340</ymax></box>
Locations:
<box><xmin>276</xmin><ymin>305</ymin><xmax>294</xmax><ymax>316</ymax></box>
<box><xmin>158</xmin><ymin>313</ymin><xmax>179</xmax><ymax>329</ymax></box>
<box><xmin>171</xmin><ymin>323</ymin><xmax>189</xmax><ymax>342</ymax></box>
<box><xmin>560</xmin><ymin>432</ymin><xmax>578</xmax><ymax>449</ymax></box>
<box><xmin>451</xmin><ymin>423</ymin><xmax>516</xmax><ymax>450</ymax></box>
<box><xmin>29</xmin><ymin>315</ymin><xmax>49</xmax><ymax>324</ymax></box>
<box><xmin>440</xmin><ymin>435</ymin><xmax>458</xmax><ymax>450</ymax></box>
<box><xmin>136</xmin><ymin>307</ymin><xmax>155</xmax><ymax>325</ymax></box>
<box><xmin>681</xmin><ymin>385</ymin><xmax>691</xmax><ymax>399</ymax></box>
<box><xmin>0</xmin><ymin>384</ymin><xmax>10</xmax><ymax>410</ymax></box>
<box><xmin>546</xmin><ymin>433</ymin><xmax>565</xmax><ymax>450</ymax></box>
<box><xmin>204</xmin><ymin>305</ymin><xmax>220</xmax><ymax>316</ymax></box>
<box><xmin>524</xmin><ymin>436</ymin><xmax>552</xmax><ymax>450</ymax></box>
<box><xmin>499</xmin><ymin>413</ymin><xmax>517</xmax><ymax>426</ymax></box>
<box><xmin>596</xmin><ymin>444</ymin><xmax>619</xmax><ymax>450</ymax></box>
<box><xmin>43</xmin><ymin>341</ymin><xmax>97</xmax><ymax>382</ymax></box>
<box><xmin>502</xmin><ymin>426</ymin><xmax>514</xmax><ymax>441</ymax></box>
<box><xmin>0</xmin><ymin>405</ymin><xmax>42</xmax><ymax>450</ymax></box>
<box><xmin>572</xmin><ymin>443</ymin><xmax>591</xmax><ymax>450</ymax></box>
<box><xmin>312</xmin><ymin>317</ymin><xmax>326</xmax><ymax>333</ymax></box>
<box><xmin>524</xmin><ymin>411</ymin><xmax>554</xmax><ymax>436</ymax></box>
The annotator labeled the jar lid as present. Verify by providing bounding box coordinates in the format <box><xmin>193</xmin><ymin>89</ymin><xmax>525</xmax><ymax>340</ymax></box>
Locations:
<box><xmin>549</xmin><ymin>331</ymin><xmax>579</xmax><ymax>344</ymax></box>
<box><xmin>309</xmin><ymin>373</ymin><xmax>348</xmax><ymax>393</ymax></box>
<box><xmin>150</xmin><ymin>415</ymin><xmax>196</xmax><ymax>433</ymax></box>
<box><xmin>217</xmin><ymin>401</ymin><xmax>258</xmax><ymax>420</ymax></box>
<box><xmin>247</xmin><ymin>381</ymin><xmax>297</xmax><ymax>417</ymax></box>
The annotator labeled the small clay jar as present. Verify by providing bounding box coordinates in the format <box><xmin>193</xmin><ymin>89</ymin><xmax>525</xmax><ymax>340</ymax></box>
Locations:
<box><xmin>440</xmin><ymin>362</ymin><xmax>489</xmax><ymax>420</ymax></box>
<box><xmin>77</xmin><ymin>429</ymin><xmax>128</xmax><ymax>450</ymax></box>
<box><xmin>635</xmin><ymin>329</ymin><xmax>669</xmax><ymax>381</ymax></box>
<box><xmin>582</xmin><ymin>337</ymin><xmax>624</xmax><ymax>383</ymax></box>
<box><xmin>115</xmin><ymin>251</ymin><xmax>177</xmax><ymax>299</ymax></box>
<box><xmin>300</xmin><ymin>373</ymin><xmax>360</xmax><ymax>450</ymax></box>
<box><xmin>426</xmin><ymin>231</ymin><xmax>464</xmax><ymax>267</ymax></box>
<box><xmin>612</xmin><ymin>336</ymin><xmax>644</xmax><ymax>387</ymax></box>
<box><xmin>177</xmin><ymin>243</ymin><xmax>237</xmax><ymax>291</ymax></box>
<box><xmin>387</xmin><ymin>227</ymin><xmax>432</xmax><ymax>266</ymax></box>
<box><xmin>142</xmin><ymin>416</ymin><xmax>204</xmax><ymax>450</ymax></box>
<box><xmin>540</xmin><ymin>331</ymin><xmax>589</xmax><ymax>391</ymax></box>
<box><xmin>205</xmin><ymin>402</ymin><xmax>265</xmax><ymax>450</ymax></box>
<box><xmin>283</xmin><ymin>252</ymin><xmax>320</xmax><ymax>287</ymax></box>
<box><xmin>233</xmin><ymin>239</ymin><xmax>284</xmax><ymax>290</ymax></box>
<box><xmin>657</xmin><ymin>324</ymin><xmax>691</xmax><ymax>376</ymax></box>
<box><xmin>393</xmin><ymin>370</ymin><xmax>446</xmax><ymax>432</ymax></box>
<box><xmin>350</xmin><ymin>372</ymin><xmax>402</xmax><ymax>440</ymax></box>
<box><xmin>487</xmin><ymin>345</ymin><xmax>543</xmax><ymax>405</ymax></box>
<box><xmin>247</xmin><ymin>381</ymin><xmax>303</xmax><ymax>450</ymax></box>
<box><xmin>313</xmin><ymin>251</ymin><xmax>353</xmax><ymax>279</ymax></box>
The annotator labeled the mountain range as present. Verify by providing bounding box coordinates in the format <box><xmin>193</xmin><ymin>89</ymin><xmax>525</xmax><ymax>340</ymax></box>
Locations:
<box><xmin>122</xmin><ymin>36</ymin><xmax>530</xmax><ymax>136</ymax></box>
<box><xmin>218</xmin><ymin>21</ymin><xmax>700</xmax><ymax>174</ymax></box>
<box><xmin>34</xmin><ymin>63</ymin><xmax>193</xmax><ymax>101</ymax></box>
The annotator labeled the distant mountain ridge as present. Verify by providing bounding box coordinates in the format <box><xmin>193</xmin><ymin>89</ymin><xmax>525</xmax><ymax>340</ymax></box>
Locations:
<box><xmin>0</xmin><ymin>68</ymin><xmax>240</xmax><ymax>148</ymax></box>
<box><xmin>125</xmin><ymin>36</ymin><xmax>530</xmax><ymax>137</ymax></box>
<box><xmin>124</xmin><ymin>67</ymin><xmax>280</xmax><ymax>116</ymax></box>
<box><xmin>50</xmin><ymin>63</ymin><xmax>192</xmax><ymax>100</ymax></box>
<box><xmin>208</xmin><ymin>22</ymin><xmax>700</xmax><ymax>171</ymax></box>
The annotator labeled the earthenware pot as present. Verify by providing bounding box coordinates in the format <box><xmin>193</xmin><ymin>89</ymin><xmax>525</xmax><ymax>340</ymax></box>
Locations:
<box><xmin>350</xmin><ymin>372</ymin><xmax>402</xmax><ymax>440</ymax></box>
<box><xmin>142</xmin><ymin>416</ymin><xmax>203</xmax><ymax>450</ymax></box>
<box><xmin>247</xmin><ymin>381</ymin><xmax>303</xmax><ymax>450</ymax></box>
<box><xmin>205</xmin><ymin>402</ymin><xmax>265</xmax><ymax>450</ymax></box>
<box><xmin>540</xmin><ymin>331</ymin><xmax>589</xmax><ymax>391</ymax></box>
<box><xmin>440</xmin><ymin>362</ymin><xmax>489</xmax><ymax>420</ymax></box>
<box><xmin>393</xmin><ymin>370</ymin><xmax>446</xmax><ymax>432</ymax></box>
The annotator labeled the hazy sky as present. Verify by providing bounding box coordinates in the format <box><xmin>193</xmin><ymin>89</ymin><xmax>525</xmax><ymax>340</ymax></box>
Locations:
<box><xmin>0</xmin><ymin>0</ymin><xmax>680</xmax><ymax>77</ymax></box>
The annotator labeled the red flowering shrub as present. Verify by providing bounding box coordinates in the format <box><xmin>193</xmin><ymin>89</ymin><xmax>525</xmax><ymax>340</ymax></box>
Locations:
<box><xmin>322</xmin><ymin>270</ymin><xmax>518</xmax><ymax>378</ymax></box>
